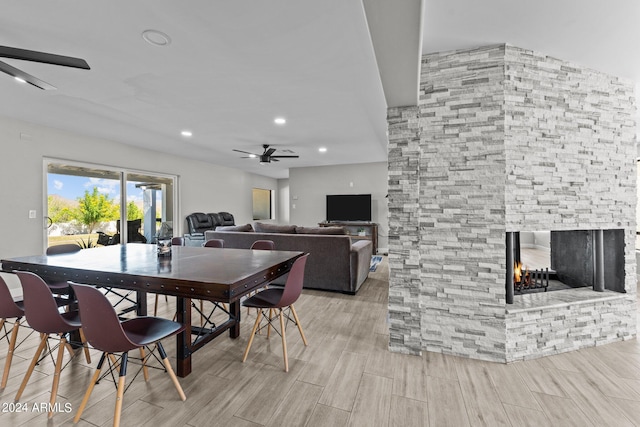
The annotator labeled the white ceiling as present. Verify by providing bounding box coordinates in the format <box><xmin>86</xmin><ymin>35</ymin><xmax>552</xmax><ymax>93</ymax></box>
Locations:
<box><xmin>1</xmin><ymin>1</ymin><xmax>638</xmax><ymax>179</ymax></box>
<box><xmin>421</xmin><ymin>0</ymin><xmax>640</xmax><ymax>83</ymax></box>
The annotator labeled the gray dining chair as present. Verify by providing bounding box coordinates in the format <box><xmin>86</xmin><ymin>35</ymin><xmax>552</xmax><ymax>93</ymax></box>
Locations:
<box><xmin>242</xmin><ymin>254</ymin><xmax>309</xmax><ymax>372</ymax></box>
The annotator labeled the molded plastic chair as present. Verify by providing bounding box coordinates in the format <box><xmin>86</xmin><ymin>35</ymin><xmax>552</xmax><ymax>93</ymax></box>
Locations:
<box><xmin>46</xmin><ymin>243</ymin><xmax>82</xmax><ymax>256</ymax></box>
<box><xmin>242</xmin><ymin>254</ymin><xmax>309</xmax><ymax>372</ymax></box>
<box><xmin>246</xmin><ymin>240</ymin><xmax>276</xmax><ymax>314</ymax></box>
<box><xmin>46</xmin><ymin>243</ymin><xmax>82</xmax><ymax>294</ymax></box>
<box><xmin>14</xmin><ymin>271</ymin><xmax>91</xmax><ymax>418</ymax></box>
<box><xmin>70</xmin><ymin>283</ymin><xmax>186</xmax><ymax>427</ymax></box>
<box><xmin>250</xmin><ymin>240</ymin><xmax>275</xmax><ymax>250</ymax></box>
<box><xmin>202</xmin><ymin>238</ymin><xmax>224</xmax><ymax>248</ymax></box>
<box><xmin>0</xmin><ymin>275</ymin><xmax>26</xmax><ymax>389</ymax></box>
<box><xmin>0</xmin><ymin>273</ymin><xmax>71</xmax><ymax>389</ymax></box>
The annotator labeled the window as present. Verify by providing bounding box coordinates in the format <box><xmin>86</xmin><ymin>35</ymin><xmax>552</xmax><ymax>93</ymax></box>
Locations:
<box><xmin>252</xmin><ymin>188</ymin><xmax>273</xmax><ymax>220</ymax></box>
<box><xmin>45</xmin><ymin>159</ymin><xmax>177</xmax><ymax>250</ymax></box>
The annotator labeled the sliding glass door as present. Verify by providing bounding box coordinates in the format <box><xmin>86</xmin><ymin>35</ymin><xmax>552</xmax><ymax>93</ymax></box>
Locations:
<box><xmin>45</xmin><ymin>160</ymin><xmax>177</xmax><ymax>250</ymax></box>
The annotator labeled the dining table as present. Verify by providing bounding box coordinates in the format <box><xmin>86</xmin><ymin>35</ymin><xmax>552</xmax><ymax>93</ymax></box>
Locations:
<box><xmin>1</xmin><ymin>243</ymin><xmax>303</xmax><ymax>377</ymax></box>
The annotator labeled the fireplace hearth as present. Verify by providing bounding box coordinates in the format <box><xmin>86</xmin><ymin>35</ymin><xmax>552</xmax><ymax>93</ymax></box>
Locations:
<box><xmin>513</xmin><ymin>263</ymin><xmax>549</xmax><ymax>293</ymax></box>
<box><xmin>506</xmin><ymin>229</ymin><xmax>625</xmax><ymax>303</ymax></box>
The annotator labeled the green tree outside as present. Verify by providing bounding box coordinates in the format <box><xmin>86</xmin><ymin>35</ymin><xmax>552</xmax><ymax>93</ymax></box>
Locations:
<box><xmin>74</xmin><ymin>187</ymin><xmax>119</xmax><ymax>233</ymax></box>
<box><xmin>48</xmin><ymin>195</ymin><xmax>75</xmax><ymax>223</ymax></box>
<box><xmin>126</xmin><ymin>200</ymin><xmax>143</xmax><ymax>220</ymax></box>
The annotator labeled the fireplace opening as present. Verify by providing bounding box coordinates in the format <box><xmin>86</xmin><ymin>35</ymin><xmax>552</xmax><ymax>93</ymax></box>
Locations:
<box><xmin>506</xmin><ymin>229</ymin><xmax>625</xmax><ymax>304</ymax></box>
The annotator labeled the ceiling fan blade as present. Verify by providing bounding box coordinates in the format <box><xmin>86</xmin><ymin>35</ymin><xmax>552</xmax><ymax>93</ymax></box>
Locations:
<box><xmin>0</xmin><ymin>60</ymin><xmax>56</xmax><ymax>90</ymax></box>
<box><xmin>270</xmin><ymin>155</ymin><xmax>299</xmax><ymax>158</ymax></box>
<box><xmin>232</xmin><ymin>149</ymin><xmax>259</xmax><ymax>156</ymax></box>
<box><xmin>264</xmin><ymin>148</ymin><xmax>276</xmax><ymax>157</ymax></box>
<box><xmin>0</xmin><ymin>46</ymin><xmax>90</xmax><ymax>69</ymax></box>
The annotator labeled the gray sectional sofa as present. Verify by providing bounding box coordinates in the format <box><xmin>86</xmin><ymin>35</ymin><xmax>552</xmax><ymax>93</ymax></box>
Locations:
<box><xmin>204</xmin><ymin>223</ymin><xmax>373</xmax><ymax>294</ymax></box>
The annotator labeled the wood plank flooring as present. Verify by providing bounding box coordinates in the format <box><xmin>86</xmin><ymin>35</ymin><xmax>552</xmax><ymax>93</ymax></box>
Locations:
<box><xmin>1</xmin><ymin>257</ymin><xmax>640</xmax><ymax>426</ymax></box>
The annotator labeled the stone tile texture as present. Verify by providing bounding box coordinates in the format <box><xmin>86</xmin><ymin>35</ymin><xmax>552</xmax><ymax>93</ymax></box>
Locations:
<box><xmin>388</xmin><ymin>44</ymin><xmax>637</xmax><ymax>362</ymax></box>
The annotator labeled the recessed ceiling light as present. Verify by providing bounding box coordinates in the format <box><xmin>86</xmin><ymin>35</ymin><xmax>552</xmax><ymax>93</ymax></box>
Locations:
<box><xmin>319</xmin><ymin>147</ymin><xmax>327</xmax><ymax>153</ymax></box>
<box><xmin>14</xmin><ymin>76</ymin><xmax>26</xmax><ymax>84</ymax></box>
<box><xmin>142</xmin><ymin>29</ymin><xmax>172</xmax><ymax>47</ymax></box>
<box><xmin>274</xmin><ymin>117</ymin><xmax>286</xmax><ymax>125</ymax></box>
<box><xmin>181</xmin><ymin>130</ymin><xmax>192</xmax><ymax>137</ymax></box>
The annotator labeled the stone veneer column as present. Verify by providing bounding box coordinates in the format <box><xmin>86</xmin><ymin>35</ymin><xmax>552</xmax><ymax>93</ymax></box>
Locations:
<box><xmin>387</xmin><ymin>106</ymin><xmax>422</xmax><ymax>355</ymax></box>
<box><xmin>387</xmin><ymin>43</ymin><xmax>637</xmax><ymax>361</ymax></box>
<box><xmin>502</xmin><ymin>45</ymin><xmax>637</xmax><ymax>360</ymax></box>
<box><xmin>419</xmin><ymin>45</ymin><xmax>507</xmax><ymax>361</ymax></box>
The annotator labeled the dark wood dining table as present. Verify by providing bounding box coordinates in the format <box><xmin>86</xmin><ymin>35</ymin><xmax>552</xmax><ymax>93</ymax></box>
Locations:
<box><xmin>1</xmin><ymin>243</ymin><xmax>303</xmax><ymax>377</ymax></box>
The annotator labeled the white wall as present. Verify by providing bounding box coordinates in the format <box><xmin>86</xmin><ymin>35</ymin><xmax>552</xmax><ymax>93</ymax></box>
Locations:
<box><xmin>0</xmin><ymin>116</ymin><xmax>278</xmax><ymax>259</ymax></box>
<box><xmin>277</xmin><ymin>179</ymin><xmax>290</xmax><ymax>224</ymax></box>
<box><xmin>288</xmin><ymin>162</ymin><xmax>388</xmax><ymax>252</ymax></box>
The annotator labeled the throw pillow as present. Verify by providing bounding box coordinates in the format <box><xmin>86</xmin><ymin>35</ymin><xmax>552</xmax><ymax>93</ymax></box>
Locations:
<box><xmin>253</xmin><ymin>222</ymin><xmax>297</xmax><ymax>234</ymax></box>
<box><xmin>215</xmin><ymin>224</ymin><xmax>254</xmax><ymax>232</ymax></box>
<box><xmin>294</xmin><ymin>226</ymin><xmax>347</xmax><ymax>235</ymax></box>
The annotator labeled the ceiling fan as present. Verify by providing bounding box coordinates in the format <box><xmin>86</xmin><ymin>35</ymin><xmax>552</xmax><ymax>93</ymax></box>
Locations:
<box><xmin>0</xmin><ymin>45</ymin><xmax>90</xmax><ymax>90</ymax></box>
<box><xmin>233</xmin><ymin>144</ymin><xmax>299</xmax><ymax>163</ymax></box>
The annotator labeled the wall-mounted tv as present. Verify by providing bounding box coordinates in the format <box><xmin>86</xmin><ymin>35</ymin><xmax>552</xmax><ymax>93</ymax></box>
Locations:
<box><xmin>326</xmin><ymin>194</ymin><xmax>371</xmax><ymax>222</ymax></box>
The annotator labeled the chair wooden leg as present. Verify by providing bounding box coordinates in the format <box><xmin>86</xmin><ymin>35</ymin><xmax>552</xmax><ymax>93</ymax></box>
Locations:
<box><xmin>267</xmin><ymin>308</ymin><xmax>273</xmax><ymax>338</ymax></box>
<box><xmin>157</xmin><ymin>342</ymin><xmax>186</xmax><ymax>401</ymax></box>
<box><xmin>78</xmin><ymin>328</ymin><xmax>92</xmax><ymax>363</ymax></box>
<box><xmin>65</xmin><ymin>341</ymin><xmax>75</xmax><ymax>357</ymax></box>
<box><xmin>279</xmin><ymin>309</ymin><xmax>288</xmax><ymax>372</ymax></box>
<box><xmin>15</xmin><ymin>333</ymin><xmax>48</xmax><ymax>401</ymax></box>
<box><xmin>139</xmin><ymin>347</ymin><xmax>149</xmax><ymax>381</ymax></box>
<box><xmin>48</xmin><ymin>335</ymin><xmax>67</xmax><ymax>418</ymax></box>
<box><xmin>289</xmin><ymin>304</ymin><xmax>308</xmax><ymax>346</ymax></box>
<box><xmin>242</xmin><ymin>312</ymin><xmax>262</xmax><ymax>363</ymax></box>
<box><xmin>113</xmin><ymin>353</ymin><xmax>128</xmax><ymax>427</ymax></box>
<box><xmin>74</xmin><ymin>353</ymin><xmax>106</xmax><ymax>423</ymax></box>
<box><xmin>1</xmin><ymin>319</ymin><xmax>20</xmax><ymax>388</ymax></box>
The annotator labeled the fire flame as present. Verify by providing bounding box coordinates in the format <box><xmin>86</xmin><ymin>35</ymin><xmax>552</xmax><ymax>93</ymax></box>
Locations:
<box><xmin>514</xmin><ymin>261</ymin><xmax>522</xmax><ymax>282</ymax></box>
<box><xmin>513</xmin><ymin>261</ymin><xmax>528</xmax><ymax>284</ymax></box>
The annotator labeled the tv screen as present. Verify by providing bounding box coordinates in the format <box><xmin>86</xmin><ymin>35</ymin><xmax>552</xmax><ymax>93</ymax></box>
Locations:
<box><xmin>326</xmin><ymin>194</ymin><xmax>371</xmax><ymax>222</ymax></box>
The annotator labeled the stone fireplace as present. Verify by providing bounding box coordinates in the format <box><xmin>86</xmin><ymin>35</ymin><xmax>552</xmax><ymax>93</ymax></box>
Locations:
<box><xmin>387</xmin><ymin>44</ymin><xmax>637</xmax><ymax>362</ymax></box>
<box><xmin>507</xmin><ymin>228</ymin><xmax>626</xmax><ymax>299</ymax></box>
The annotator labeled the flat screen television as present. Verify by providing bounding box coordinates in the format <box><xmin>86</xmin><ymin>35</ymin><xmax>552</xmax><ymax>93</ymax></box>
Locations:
<box><xmin>326</xmin><ymin>194</ymin><xmax>371</xmax><ymax>222</ymax></box>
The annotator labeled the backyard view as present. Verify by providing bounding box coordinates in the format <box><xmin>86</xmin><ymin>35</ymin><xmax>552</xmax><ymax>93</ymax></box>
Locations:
<box><xmin>46</xmin><ymin>165</ymin><xmax>173</xmax><ymax>249</ymax></box>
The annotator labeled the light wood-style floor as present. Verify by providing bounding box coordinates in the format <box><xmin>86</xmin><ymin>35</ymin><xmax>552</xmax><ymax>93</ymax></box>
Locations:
<box><xmin>2</xmin><ymin>258</ymin><xmax>640</xmax><ymax>426</ymax></box>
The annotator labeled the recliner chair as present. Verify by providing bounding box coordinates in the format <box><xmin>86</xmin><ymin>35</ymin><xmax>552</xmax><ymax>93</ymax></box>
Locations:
<box><xmin>184</xmin><ymin>212</ymin><xmax>235</xmax><ymax>246</ymax></box>
<box><xmin>186</xmin><ymin>213</ymin><xmax>215</xmax><ymax>235</ymax></box>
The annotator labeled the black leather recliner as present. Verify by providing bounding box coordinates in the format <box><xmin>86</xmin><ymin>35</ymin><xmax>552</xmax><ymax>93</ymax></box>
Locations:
<box><xmin>185</xmin><ymin>212</ymin><xmax>235</xmax><ymax>236</ymax></box>
<box><xmin>217</xmin><ymin>212</ymin><xmax>235</xmax><ymax>227</ymax></box>
<box><xmin>186</xmin><ymin>213</ymin><xmax>215</xmax><ymax>235</ymax></box>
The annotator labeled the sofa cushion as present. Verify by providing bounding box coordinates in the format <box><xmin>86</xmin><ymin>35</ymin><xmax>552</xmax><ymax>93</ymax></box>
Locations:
<box><xmin>295</xmin><ymin>226</ymin><xmax>347</xmax><ymax>235</ymax></box>
<box><xmin>253</xmin><ymin>222</ymin><xmax>297</xmax><ymax>234</ymax></box>
<box><xmin>215</xmin><ymin>224</ymin><xmax>254</xmax><ymax>232</ymax></box>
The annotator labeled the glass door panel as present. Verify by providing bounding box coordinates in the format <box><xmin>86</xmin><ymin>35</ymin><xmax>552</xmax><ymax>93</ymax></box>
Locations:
<box><xmin>126</xmin><ymin>173</ymin><xmax>175</xmax><ymax>243</ymax></box>
<box><xmin>46</xmin><ymin>163</ymin><xmax>122</xmax><ymax>250</ymax></box>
